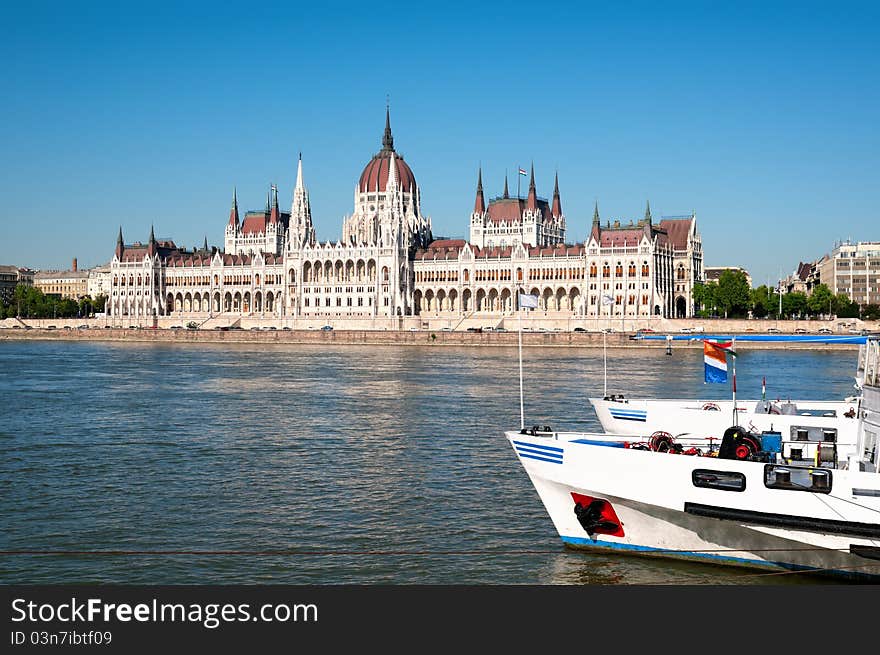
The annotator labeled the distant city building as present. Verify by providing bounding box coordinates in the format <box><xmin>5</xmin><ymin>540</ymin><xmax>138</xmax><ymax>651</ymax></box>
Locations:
<box><xmin>780</xmin><ymin>261</ymin><xmax>818</xmax><ymax>295</ymax></box>
<box><xmin>87</xmin><ymin>264</ymin><xmax>112</xmax><ymax>298</ymax></box>
<box><xmin>34</xmin><ymin>266</ymin><xmax>89</xmax><ymax>300</ymax></box>
<box><xmin>814</xmin><ymin>241</ymin><xmax>880</xmax><ymax>306</ymax></box>
<box><xmin>0</xmin><ymin>266</ymin><xmax>35</xmax><ymax>304</ymax></box>
<box><xmin>704</xmin><ymin>266</ymin><xmax>752</xmax><ymax>289</ymax></box>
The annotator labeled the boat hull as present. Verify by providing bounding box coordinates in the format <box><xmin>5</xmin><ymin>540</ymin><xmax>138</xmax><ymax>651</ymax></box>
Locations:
<box><xmin>508</xmin><ymin>432</ymin><xmax>880</xmax><ymax>580</ymax></box>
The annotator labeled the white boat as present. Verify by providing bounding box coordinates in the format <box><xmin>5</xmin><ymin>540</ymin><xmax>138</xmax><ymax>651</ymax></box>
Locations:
<box><xmin>505</xmin><ymin>337</ymin><xmax>880</xmax><ymax>580</ymax></box>
<box><xmin>589</xmin><ymin>341</ymin><xmax>868</xmax><ymax>461</ymax></box>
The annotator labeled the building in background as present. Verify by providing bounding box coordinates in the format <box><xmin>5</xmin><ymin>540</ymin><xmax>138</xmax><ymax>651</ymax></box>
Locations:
<box><xmin>106</xmin><ymin>110</ymin><xmax>703</xmax><ymax>322</ymax></box>
<box><xmin>814</xmin><ymin>241</ymin><xmax>880</xmax><ymax>306</ymax></box>
<box><xmin>414</xmin><ymin>185</ymin><xmax>702</xmax><ymax>318</ymax></box>
<box><xmin>87</xmin><ymin>264</ymin><xmax>112</xmax><ymax>298</ymax></box>
<box><xmin>704</xmin><ymin>266</ymin><xmax>753</xmax><ymax>289</ymax></box>
<box><xmin>108</xmin><ymin>109</ymin><xmax>432</xmax><ymax>319</ymax></box>
<box><xmin>34</xmin><ymin>268</ymin><xmax>89</xmax><ymax>300</ymax></box>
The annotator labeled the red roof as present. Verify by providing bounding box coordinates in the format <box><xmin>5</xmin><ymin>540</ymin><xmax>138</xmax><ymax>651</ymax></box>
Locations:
<box><xmin>485</xmin><ymin>197</ymin><xmax>551</xmax><ymax>222</ymax></box>
<box><xmin>359</xmin><ymin>151</ymin><xmax>416</xmax><ymax>193</ymax></box>
<box><xmin>598</xmin><ymin>228</ymin><xmax>646</xmax><ymax>247</ymax></box>
<box><xmin>657</xmin><ymin>218</ymin><xmax>693</xmax><ymax>251</ymax></box>
<box><xmin>242</xmin><ymin>215</ymin><xmax>267</xmax><ymax>235</ymax></box>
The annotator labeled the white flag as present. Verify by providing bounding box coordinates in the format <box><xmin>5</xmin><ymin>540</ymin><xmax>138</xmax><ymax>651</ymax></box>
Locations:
<box><xmin>518</xmin><ymin>293</ymin><xmax>539</xmax><ymax>309</ymax></box>
<box><xmin>601</xmin><ymin>294</ymin><xmax>615</xmax><ymax>306</ymax></box>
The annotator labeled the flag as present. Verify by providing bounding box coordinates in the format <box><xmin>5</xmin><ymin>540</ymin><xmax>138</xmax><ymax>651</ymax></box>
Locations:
<box><xmin>762</xmin><ymin>376</ymin><xmax>766</xmax><ymax>401</ymax></box>
<box><xmin>518</xmin><ymin>292</ymin><xmax>538</xmax><ymax>309</ymax></box>
<box><xmin>518</xmin><ymin>168</ymin><xmax>527</xmax><ymax>176</ymax></box>
<box><xmin>601</xmin><ymin>294</ymin><xmax>615</xmax><ymax>306</ymax></box>
<box><xmin>703</xmin><ymin>340</ymin><xmax>734</xmax><ymax>384</ymax></box>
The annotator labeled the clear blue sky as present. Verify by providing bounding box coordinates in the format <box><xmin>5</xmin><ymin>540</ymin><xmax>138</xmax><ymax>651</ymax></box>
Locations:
<box><xmin>1</xmin><ymin>1</ymin><xmax>877</xmax><ymax>287</ymax></box>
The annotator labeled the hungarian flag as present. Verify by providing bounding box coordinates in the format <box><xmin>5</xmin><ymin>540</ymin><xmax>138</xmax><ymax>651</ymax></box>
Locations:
<box><xmin>703</xmin><ymin>340</ymin><xmax>735</xmax><ymax>384</ymax></box>
<box><xmin>518</xmin><ymin>168</ymin><xmax>527</xmax><ymax>176</ymax></box>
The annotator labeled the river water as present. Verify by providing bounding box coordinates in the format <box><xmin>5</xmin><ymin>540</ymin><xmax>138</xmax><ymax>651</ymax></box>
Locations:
<box><xmin>0</xmin><ymin>340</ymin><xmax>859</xmax><ymax>584</ymax></box>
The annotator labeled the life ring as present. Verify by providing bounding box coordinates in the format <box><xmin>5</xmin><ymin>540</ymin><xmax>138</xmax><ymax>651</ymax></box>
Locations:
<box><xmin>702</xmin><ymin>402</ymin><xmax>721</xmax><ymax>411</ymax></box>
<box><xmin>650</xmin><ymin>431</ymin><xmax>675</xmax><ymax>453</ymax></box>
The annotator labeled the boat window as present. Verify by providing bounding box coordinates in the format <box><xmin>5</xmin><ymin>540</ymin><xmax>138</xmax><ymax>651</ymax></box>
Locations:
<box><xmin>764</xmin><ymin>464</ymin><xmax>832</xmax><ymax>494</ymax></box>
<box><xmin>692</xmin><ymin>469</ymin><xmax>746</xmax><ymax>492</ymax></box>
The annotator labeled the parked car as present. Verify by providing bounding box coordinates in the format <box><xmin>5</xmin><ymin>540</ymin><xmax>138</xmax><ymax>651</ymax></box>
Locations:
<box><xmin>495</xmin><ymin>327</ymin><xmax>508</xmax><ymax>332</ymax></box>
<box><xmin>466</xmin><ymin>327</ymin><xmax>482</xmax><ymax>333</ymax></box>
<box><xmin>321</xmin><ymin>325</ymin><xmax>333</xmax><ymax>331</ymax></box>
<box><xmin>767</xmin><ymin>327</ymin><xmax>781</xmax><ymax>333</ymax></box>
<box><xmin>441</xmin><ymin>327</ymin><xmax>453</xmax><ymax>331</ymax></box>
<box><xmin>818</xmin><ymin>327</ymin><xmax>833</xmax><ymax>334</ymax></box>
<box><xmin>794</xmin><ymin>328</ymin><xmax>807</xmax><ymax>334</ymax></box>
<box><xmin>282</xmin><ymin>326</ymin><xmax>291</xmax><ymax>331</ymax></box>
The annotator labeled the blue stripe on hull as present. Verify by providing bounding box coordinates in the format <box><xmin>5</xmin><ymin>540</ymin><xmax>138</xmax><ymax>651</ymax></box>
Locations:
<box><xmin>609</xmin><ymin>415</ymin><xmax>647</xmax><ymax>422</ymax></box>
<box><xmin>512</xmin><ymin>440</ymin><xmax>563</xmax><ymax>453</ymax></box>
<box><xmin>559</xmin><ymin>535</ymin><xmax>879</xmax><ymax>580</ymax></box>
<box><xmin>517</xmin><ymin>451</ymin><xmax>563</xmax><ymax>464</ymax></box>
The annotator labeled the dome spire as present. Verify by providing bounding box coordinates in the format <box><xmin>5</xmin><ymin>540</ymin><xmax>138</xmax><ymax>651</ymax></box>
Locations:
<box><xmin>382</xmin><ymin>101</ymin><xmax>394</xmax><ymax>151</ymax></box>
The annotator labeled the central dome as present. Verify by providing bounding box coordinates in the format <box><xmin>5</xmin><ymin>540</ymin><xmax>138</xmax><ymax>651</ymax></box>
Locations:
<box><xmin>357</xmin><ymin>108</ymin><xmax>417</xmax><ymax>193</ymax></box>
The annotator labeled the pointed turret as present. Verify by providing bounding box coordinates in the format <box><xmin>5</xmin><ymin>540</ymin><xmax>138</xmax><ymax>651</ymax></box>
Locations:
<box><xmin>382</xmin><ymin>104</ymin><xmax>394</xmax><ymax>151</ymax></box>
<box><xmin>473</xmin><ymin>167</ymin><xmax>485</xmax><ymax>214</ymax></box>
<box><xmin>387</xmin><ymin>151</ymin><xmax>398</xmax><ymax>189</ymax></box>
<box><xmin>295</xmin><ymin>152</ymin><xmax>304</xmax><ymax>190</ymax></box>
<box><xmin>503</xmin><ymin>172</ymin><xmax>509</xmax><ymax>199</ymax></box>
<box><xmin>551</xmin><ymin>171</ymin><xmax>562</xmax><ymax>217</ymax></box>
<box><xmin>228</xmin><ymin>188</ymin><xmax>239</xmax><ymax>228</ymax></box>
<box><xmin>269</xmin><ymin>184</ymin><xmax>279</xmax><ymax>224</ymax></box>
<box><xmin>203</xmin><ymin>236</ymin><xmax>208</xmax><ymax>251</ymax></box>
<box><xmin>115</xmin><ymin>226</ymin><xmax>124</xmax><ymax>259</ymax></box>
<box><xmin>526</xmin><ymin>162</ymin><xmax>537</xmax><ymax>210</ymax></box>
<box><xmin>290</xmin><ymin>153</ymin><xmax>316</xmax><ymax>248</ymax></box>
<box><xmin>644</xmin><ymin>200</ymin><xmax>652</xmax><ymax>227</ymax></box>
<box><xmin>147</xmin><ymin>224</ymin><xmax>157</xmax><ymax>256</ymax></box>
<box><xmin>593</xmin><ymin>200</ymin><xmax>600</xmax><ymax>227</ymax></box>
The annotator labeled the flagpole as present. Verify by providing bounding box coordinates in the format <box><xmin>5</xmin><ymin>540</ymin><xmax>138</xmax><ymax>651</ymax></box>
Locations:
<box><xmin>518</xmin><ymin>292</ymin><xmax>525</xmax><ymax>430</ymax></box>
<box><xmin>732</xmin><ymin>336</ymin><xmax>738</xmax><ymax>427</ymax></box>
<box><xmin>603</xmin><ymin>328</ymin><xmax>607</xmax><ymax>398</ymax></box>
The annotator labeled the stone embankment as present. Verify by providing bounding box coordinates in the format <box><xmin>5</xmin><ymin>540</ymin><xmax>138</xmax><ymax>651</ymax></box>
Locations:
<box><xmin>0</xmin><ymin>325</ymin><xmax>870</xmax><ymax>349</ymax></box>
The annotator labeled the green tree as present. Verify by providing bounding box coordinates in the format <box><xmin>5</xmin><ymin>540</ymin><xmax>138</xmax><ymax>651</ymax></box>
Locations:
<box><xmin>833</xmin><ymin>293</ymin><xmax>860</xmax><ymax>318</ymax></box>
<box><xmin>782</xmin><ymin>291</ymin><xmax>807</xmax><ymax>318</ymax></box>
<box><xmin>807</xmin><ymin>284</ymin><xmax>833</xmax><ymax>316</ymax></box>
<box><xmin>715</xmin><ymin>269</ymin><xmax>751</xmax><ymax>318</ymax></box>
<box><xmin>751</xmin><ymin>285</ymin><xmax>776</xmax><ymax>318</ymax></box>
<box><xmin>863</xmin><ymin>304</ymin><xmax>880</xmax><ymax>321</ymax></box>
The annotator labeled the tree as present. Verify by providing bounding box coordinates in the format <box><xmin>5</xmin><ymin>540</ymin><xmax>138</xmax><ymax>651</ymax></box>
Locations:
<box><xmin>833</xmin><ymin>293</ymin><xmax>860</xmax><ymax>318</ymax></box>
<box><xmin>807</xmin><ymin>284</ymin><xmax>833</xmax><ymax>317</ymax></box>
<box><xmin>715</xmin><ymin>269</ymin><xmax>751</xmax><ymax>317</ymax></box>
<box><xmin>782</xmin><ymin>292</ymin><xmax>807</xmax><ymax>318</ymax></box>
<box><xmin>863</xmin><ymin>304</ymin><xmax>880</xmax><ymax>321</ymax></box>
<box><xmin>751</xmin><ymin>285</ymin><xmax>777</xmax><ymax>318</ymax></box>
<box><xmin>693</xmin><ymin>282</ymin><xmax>719</xmax><ymax>317</ymax></box>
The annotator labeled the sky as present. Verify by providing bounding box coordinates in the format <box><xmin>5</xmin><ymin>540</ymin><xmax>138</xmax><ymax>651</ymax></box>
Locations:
<box><xmin>1</xmin><ymin>1</ymin><xmax>878</xmax><ymax>286</ymax></box>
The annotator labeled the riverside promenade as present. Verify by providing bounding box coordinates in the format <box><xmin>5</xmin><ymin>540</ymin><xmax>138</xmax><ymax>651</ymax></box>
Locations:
<box><xmin>1</xmin><ymin>323</ymin><xmax>872</xmax><ymax>349</ymax></box>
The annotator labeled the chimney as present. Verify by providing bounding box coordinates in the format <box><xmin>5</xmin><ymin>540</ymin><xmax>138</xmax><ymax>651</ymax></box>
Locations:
<box><xmin>72</xmin><ymin>258</ymin><xmax>77</xmax><ymax>272</ymax></box>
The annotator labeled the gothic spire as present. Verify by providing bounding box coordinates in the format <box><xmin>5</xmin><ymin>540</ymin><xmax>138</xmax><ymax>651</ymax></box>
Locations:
<box><xmin>526</xmin><ymin>162</ymin><xmax>537</xmax><ymax>210</ymax></box>
<box><xmin>473</xmin><ymin>166</ymin><xmax>485</xmax><ymax>214</ymax></box>
<box><xmin>228</xmin><ymin>187</ymin><xmax>239</xmax><ymax>228</ymax></box>
<box><xmin>503</xmin><ymin>171</ymin><xmax>509</xmax><ymax>199</ymax></box>
<box><xmin>269</xmin><ymin>184</ymin><xmax>279</xmax><ymax>224</ymax></box>
<box><xmin>644</xmin><ymin>199</ymin><xmax>652</xmax><ymax>224</ymax></box>
<box><xmin>147</xmin><ymin>224</ymin><xmax>157</xmax><ymax>256</ymax></box>
<box><xmin>115</xmin><ymin>226</ymin><xmax>124</xmax><ymax>259</ymax></box>
<box><xmin>382</xmin><ymin>104</ymin><xmax>394</xmax><ymax>151</ymax></box>
<box><xmin>149</xmin><ymin>224</ymin><xmax>156</xmax><ymax>244</ymax></box>
<box><xmin>203</xmin><ymin>236</ymin><xmax>208</xmax><ymax>251</ymax></box>
<box><xmin>551</xmin><ymin>171</ymin><xmax>562</xmax><ymax>217</ymax></box>
<box><xmin>295</xmin><ymin>152</ymin><xmax>304</xmax><ymax>190</ymax></box>
<box><xmin>593</xmin><ymin>200</ymin><xmax>600</xmax><ymax>226</ymax></box>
